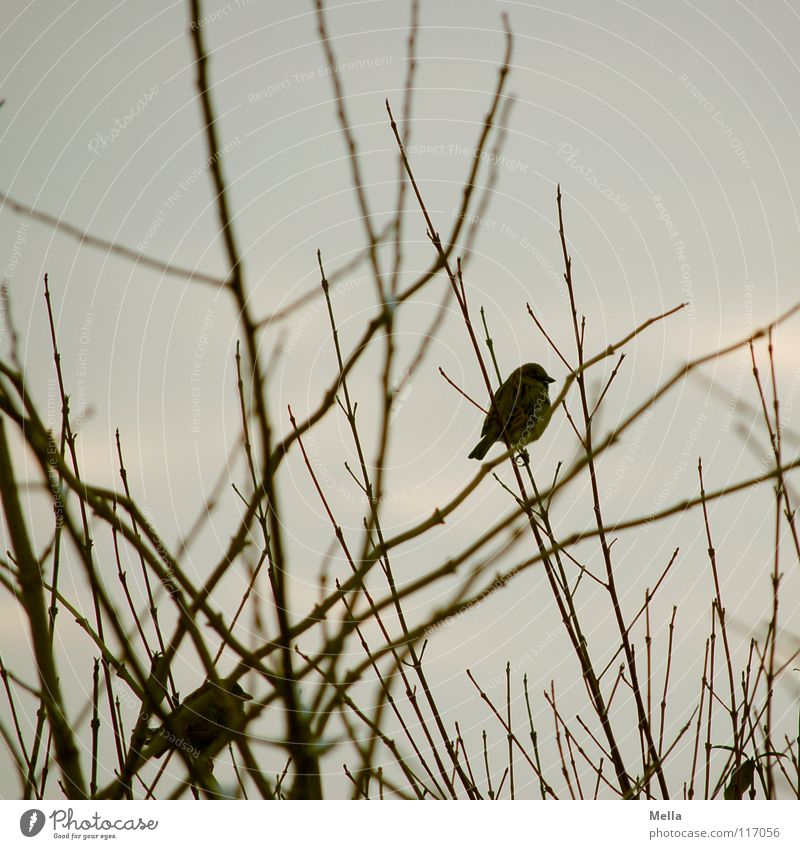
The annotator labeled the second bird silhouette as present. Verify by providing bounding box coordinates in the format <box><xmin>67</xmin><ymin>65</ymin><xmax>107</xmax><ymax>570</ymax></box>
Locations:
<box><xmin>468</xmin><ymin>363</ymin><xmax>555</xmax><ymax>460</ymax></box>
<box><xmin>144</xmin><ymin>679</ymin><xmax>253</xmax><ymax>761</ymax></box>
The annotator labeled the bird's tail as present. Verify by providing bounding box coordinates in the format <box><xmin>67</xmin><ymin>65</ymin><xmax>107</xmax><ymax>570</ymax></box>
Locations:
<box><xmin>468</xmin><ymin>434</ymin><xmax>494</xmax><ymax>460</ymax></box>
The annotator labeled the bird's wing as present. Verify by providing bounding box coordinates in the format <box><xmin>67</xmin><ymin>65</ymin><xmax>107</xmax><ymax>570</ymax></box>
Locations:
<box><xmin>142</xmin><ymin>684</ymin><xmax>210</xmax><ymax>758</ymax></box>
<box><xmin>481</xmin><ymin>371</ymin><xmax>520</xmax><ymax>436</ymax></box>
<box><xmin>183</xmin><ymin>688</ymin><xmax>242</xmax><ymax>751</ymax></box>
<box><xmin>184</xmin><ymin>714</ymin><xmax>221</xmax><ymax>750</ymax></box>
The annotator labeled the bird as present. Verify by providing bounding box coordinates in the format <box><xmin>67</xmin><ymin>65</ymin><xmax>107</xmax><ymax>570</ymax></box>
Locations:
<box><xmin>468</xmin><ymin>363</ymin><xmax>555</xmax><ymax>460</ymax></box>
<box><xmin>143</xmin><ymin>679</ymin><xmax>253</xmax><ymax>762</ymax></box>
<box><xmin>724</xmin><ymin>759</ymin><xmax>757</xmax><ymax>800</ymax></box>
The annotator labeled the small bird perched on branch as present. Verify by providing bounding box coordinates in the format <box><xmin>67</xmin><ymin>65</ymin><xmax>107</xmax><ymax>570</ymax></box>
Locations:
<box><xmin>468</xmin><ymin>363</ymin><xmax>555</xmax><ymax>460</ymax></box>
<box><xmin>144</xmin><ymin>679</ymin><xmax>253</xmax><ymax>761</ymax></box>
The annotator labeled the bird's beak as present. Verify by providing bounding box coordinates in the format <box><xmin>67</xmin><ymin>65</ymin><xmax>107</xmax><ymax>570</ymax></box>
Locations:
<box><xmin>546</xmin><ymin>376</ymin><xmax>556</xmax><ymax>383</ymax></box>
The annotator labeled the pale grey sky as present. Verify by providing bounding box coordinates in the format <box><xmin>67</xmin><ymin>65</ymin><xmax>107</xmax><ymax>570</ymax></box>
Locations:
<box><xmin>1</xmin><ymin>0</ymin><xmax>799</xmax><ymax>798</ymax></box>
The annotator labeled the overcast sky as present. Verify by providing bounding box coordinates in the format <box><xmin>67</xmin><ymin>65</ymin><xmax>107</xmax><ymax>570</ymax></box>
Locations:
<box><xmin>2</xmin><ymin>0</ymin><xmax>800</xmax><ymax>799</ymax></box>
